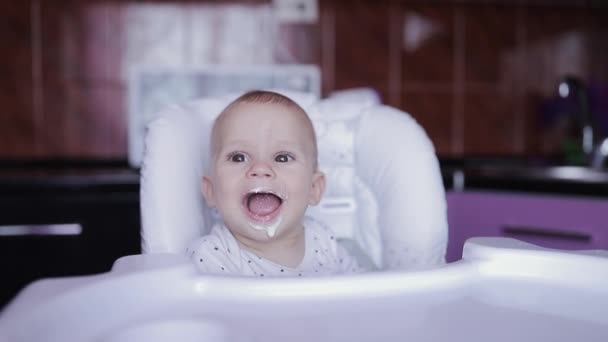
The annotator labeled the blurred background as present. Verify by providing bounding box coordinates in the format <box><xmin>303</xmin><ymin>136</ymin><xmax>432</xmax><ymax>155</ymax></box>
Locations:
<box><xmin>1</xmin><ymin>0</ymin><xmax>607</xmax><ymax>307</ymax></box>
<box><xmin>1</xmin><ymin>0</ymin><xmax>607</xmax><ymax>159</ymax></box>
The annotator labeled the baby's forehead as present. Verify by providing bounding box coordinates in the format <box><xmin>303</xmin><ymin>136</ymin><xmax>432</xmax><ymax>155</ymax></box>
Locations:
<box><xmin>225</xmin><ymin>101</ymin><xmax>304</xmax><ymax>118</ymax></box>
<box><xmin>211</xmin><ymin>101</ymin><xmax>315</xmax><ymax>146</ymax></box>
<box><xmin>217</xmin><ymin>102</ymin><xmax>311</xmax><ymax>132</ymax></box>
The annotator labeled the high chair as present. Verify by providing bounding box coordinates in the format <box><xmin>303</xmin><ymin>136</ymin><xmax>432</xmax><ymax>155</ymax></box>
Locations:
<box><xmin>3</xmin><ymin>91</ymin><xmax>607</xmax><ymax>342</ymax></box>
<box><xmin>139</xmin><ymin>90</ymin><xmax>448</xmax><ymax>270</ymax></box>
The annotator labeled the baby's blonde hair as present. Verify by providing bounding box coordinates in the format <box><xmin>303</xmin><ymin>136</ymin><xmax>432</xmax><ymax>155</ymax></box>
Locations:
<box><xmin>210</xmin><ymin>90</ymin><xmax>319</xmax><ymax>170</ymax></box>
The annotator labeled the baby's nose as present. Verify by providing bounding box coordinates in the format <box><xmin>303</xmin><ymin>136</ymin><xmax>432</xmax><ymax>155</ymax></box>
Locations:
<box><xmin>247</xmin><ymin>161</ymin><xmax>275</xmax><ymax>178</ymax></box>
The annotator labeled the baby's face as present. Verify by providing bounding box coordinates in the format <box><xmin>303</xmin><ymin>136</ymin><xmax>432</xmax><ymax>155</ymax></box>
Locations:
<box><xmin>202</xmin><ymin>102</ymin><xmax>324</xmax><ymax>243</ymax></box>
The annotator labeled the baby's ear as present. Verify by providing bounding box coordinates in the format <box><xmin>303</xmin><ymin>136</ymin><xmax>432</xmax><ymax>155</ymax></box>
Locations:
<box><xmin>201</xmin><ymin>176</ymin><xmax>216</xmax><ymax>208</ymax></box>
<box><xmin>308</xmin><ymin>171</ymin><xmax>326</xmax><ymax>206</ymax></box>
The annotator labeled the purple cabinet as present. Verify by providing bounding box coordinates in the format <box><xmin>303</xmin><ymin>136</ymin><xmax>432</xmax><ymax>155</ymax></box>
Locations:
<box><xmin>446</xmin><ymin>191</ymin><xmax>608</xmax><ymax>262</ymax></box>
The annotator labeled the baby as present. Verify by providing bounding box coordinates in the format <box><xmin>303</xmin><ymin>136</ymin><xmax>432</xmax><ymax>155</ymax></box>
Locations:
<box><xmin>187</xmin><ymin>90</ymin><xmax>361</xmax><ymax>277</ymax></box>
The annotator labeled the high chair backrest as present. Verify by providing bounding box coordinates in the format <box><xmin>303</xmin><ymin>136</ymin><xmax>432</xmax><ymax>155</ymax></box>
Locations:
<box><xmin>140</xmin><ymin>90</ymin><xmax>447</xmax><ymax>270</ymax></box>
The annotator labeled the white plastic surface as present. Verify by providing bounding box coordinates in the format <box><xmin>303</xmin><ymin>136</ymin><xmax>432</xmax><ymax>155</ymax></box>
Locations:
<box><xmin>1</xmin><ymin>238</ymin><xmax>607</xmax><ymax>342</ymax></box>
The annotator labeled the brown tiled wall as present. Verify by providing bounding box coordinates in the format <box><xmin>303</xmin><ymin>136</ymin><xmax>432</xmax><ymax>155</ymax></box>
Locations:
<box><xmin>0</xmin><ymin>2</ymin><xmax>36</xmax><ymax>157</ymax></box>
<box><xmin>1</xmin><ymin>0</ymin><xmax>607</xmax><ymax>159</ymax></box>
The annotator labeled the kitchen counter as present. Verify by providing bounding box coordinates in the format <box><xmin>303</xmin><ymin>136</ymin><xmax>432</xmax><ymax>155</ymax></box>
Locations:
<box><xmin>440</xmin><ymin>158</ymin><xmax>608</xmax><ymax>197</ymax></box>
<box><xmin>0</xmin><ymin>160</ymin><xmax>141</xmax><ymax>309</ymax></box>
<box><xmin>0</xmin><ymin>160</ymin><xmax>139</xmax><ymax>194</ymax></box>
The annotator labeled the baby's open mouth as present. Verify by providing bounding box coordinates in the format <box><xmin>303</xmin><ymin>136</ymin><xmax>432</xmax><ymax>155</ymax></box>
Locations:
<box><xmin>243</xmin><ymin>190</ymin><xmax>283</xmax><ymax>222</ymax></box>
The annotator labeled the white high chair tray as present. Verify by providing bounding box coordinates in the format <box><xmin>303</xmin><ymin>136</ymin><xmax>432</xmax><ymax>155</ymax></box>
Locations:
<box><xmin>1</xmin><ymin>237</ymin><xmax>607</xmax><ymax>342</ymax></box>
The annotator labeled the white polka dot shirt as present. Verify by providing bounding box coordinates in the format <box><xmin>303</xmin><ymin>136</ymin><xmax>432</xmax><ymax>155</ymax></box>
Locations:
<box><xmin>187</xmin><ymin>217</ymin><xmax>362</xmax><ymax>277</ymax></box>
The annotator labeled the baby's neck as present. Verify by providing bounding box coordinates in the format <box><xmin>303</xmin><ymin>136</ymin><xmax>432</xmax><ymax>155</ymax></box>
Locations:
<box><xmin>233</xmin><ymin>226</ymin><xmax>305</xmax><ymax>268</ymax></box>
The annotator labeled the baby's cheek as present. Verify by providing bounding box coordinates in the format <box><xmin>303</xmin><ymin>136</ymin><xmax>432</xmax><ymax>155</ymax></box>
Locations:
<box><xmin>212</xmin><ymin>182</ymin><xmax>237</xmax><ymax>204</ymax></box>
<box><xmin>291</xmin><ymin>181</ymin><xmax>314</xmax><ymax>199</ymax></box>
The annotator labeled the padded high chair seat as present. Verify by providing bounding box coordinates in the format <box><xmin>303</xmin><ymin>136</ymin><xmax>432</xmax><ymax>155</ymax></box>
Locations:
<box><xmin>140</xmin><ymin>90</ymin><xmax>448</xmax><ymax>270</ymax></box>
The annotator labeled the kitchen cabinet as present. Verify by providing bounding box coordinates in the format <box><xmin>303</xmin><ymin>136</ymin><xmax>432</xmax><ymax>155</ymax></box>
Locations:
<box><xmin>446</xmin><ymin>191</ymin><xmax>608</xmax><ymax>262</ymax></box>
<box><xmin>0</xmin><ymin>171</ymin><xmax>141</xmax><ymax>308</ymax></box>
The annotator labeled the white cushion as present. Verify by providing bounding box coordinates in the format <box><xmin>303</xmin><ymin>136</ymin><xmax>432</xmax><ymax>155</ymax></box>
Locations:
<box><xmin>355</xmin><ymin>106</ymin><xmax>447</xmax><ymax>268</ymax></box>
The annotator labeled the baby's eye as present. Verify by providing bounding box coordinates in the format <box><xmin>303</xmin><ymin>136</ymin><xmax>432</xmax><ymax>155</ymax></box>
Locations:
<box><xmin>274</xmin><ymin>153</ymin><xmax>294</xmax><ymax>163</ymax></box>
<box><xmin>229</xmin><ymin>153</ymin><xmax>246</xmax><ymax>162</ymax></box>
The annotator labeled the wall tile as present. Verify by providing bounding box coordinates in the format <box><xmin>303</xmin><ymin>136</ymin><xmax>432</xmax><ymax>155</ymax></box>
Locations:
<box><xmin>523</xmin><ymin>92</ymin><xmax>552</xmax><ymax>156</ymax></box>
<box><xmin>70</xmin><ymin>3</ymin><xmax>124</xmax><ymax>83</ymax></box>
<box><xmin>524</xmin><ymin>6</ymin><xmax>588</xmax><ymax>95</ymax></box>
<box><xmin>587</xmin><ymin>7</ymin><xmax>608</xmax><ymax>84</ymax></box>
<box><xmin>464</xmin><ymin>92</ymin><xmax>518</xmax><ymax>155</ymax></box>
<box><xmin>39</xmin><ymin>1</ymin><xmax>73</xmax><ymax>156</ymax></box>
<box><xmin>401</xmin><ymin>91</ymin><xmax>454</xmax><ymax>155</ymax></box>
<box><xmin>400</xmin><ymin>4</ymin><xmax>455</xmax><ymax>84</ymax></box>
<box><xmin>0</xmin><ymin>2</ymin><xmax>36</xmax><ymax>157</ymax></box>
<box><xmin>464</xmin><ymin>5</ymin><xmax>518</xmax><ymax>85</ymax></box>
<box><xmin>38</xmin><ymin>2</ymin><xmax>128</xmax><ymax>157</ymax></box>
<box><xmin>318</xmin><ymin>0</ymin><xmax>336</xmax><ymax>95</ymax></box>
<box><xmin>65</xmin><ymin>85</ymin><xmax>127</xmax><ymax>157</ymax></box>
<box><xmin>522</xmin><ymin>6</ymin><xmax>591</xmax><ymax>156</ymax></box>
<box><xmin>40</xmin><ymin>82</ymin><xmax>70</xmax><ymax>157</ymax></box>
<box><xmin>333</xmin><ymin>2</ymin><xmax>390</xmax><ymax>91</ymax></box>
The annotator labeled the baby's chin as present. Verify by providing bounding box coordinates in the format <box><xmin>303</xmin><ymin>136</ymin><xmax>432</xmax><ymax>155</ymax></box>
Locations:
<box><xmin>228</xmin><ymin>218</ymin><xmax>302</xmax><ymax>243</ymax></box>
<box><xmin>246</xmin><ymin>216</ymin><xmax>283</xmax><ymax>238</ymax></box>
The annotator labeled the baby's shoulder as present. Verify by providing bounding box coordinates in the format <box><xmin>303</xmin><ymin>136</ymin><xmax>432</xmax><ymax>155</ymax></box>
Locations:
<box><xmin>303</xmin><ymin>216</ymin><xmax>363</xmax><ymax>273</ymax></box>
<box><xmin>304</xmin><ymin>216</ymin><xmax>338</xmax><ymax>244</ymax></box>
<box><xmin>186</xmin><ymin>225</ymin><xmax>242</xmax><ymax>274</ymax></box>
<box><xmin>186</xmin><ymin>225</ymin><xmax>236</xmax><ymax>257</ymax></box>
